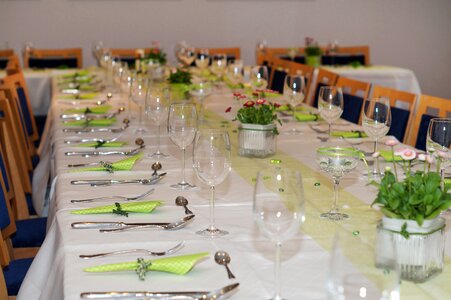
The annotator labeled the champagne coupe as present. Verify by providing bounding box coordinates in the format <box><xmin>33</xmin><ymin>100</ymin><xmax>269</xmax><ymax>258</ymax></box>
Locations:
<box><xmin>250</xmin><ymin>65</ymin><xmax>268</xmax><ymax>90</ymax></box>
<box><xmin>193</xmin><ymin>129</ymin><xmax>232</xmax><ymax>237</ymax></box>
<box><xmin>362</xmin><ymin>98</ymin><xmax>392</xmax><ymax>180</ymax></box>
<box><xmin>195</xmin><ymin>49</ymin><xmax>210</xmax><ymax>70</ymax></box>
<box><xmin>210</xmin><ymin>54</ymin><xmax>228</xmax><ymax>78</ymax></box>
<box><xmin>328</xmin><ymin>231</ymin><xmax>400</xmax><ymax>300</ymax></box>
<box><xmin>145</xmin><ymin>87</ymin><xmax>170</xmax><ymax>158</ymax></box>
<box><xmin>283</xmin><ymin>75</ymin><xmax>306</xmax><ymax>135</ymax></box>
<box><xmin>254</xmin><ymin>167</ymin><xmax>306</xmax><ymax>300</ymax></box>
<box><xmin>189</xmin><ymin>81</ymin><xmax>212</xmax><ymax>122</ymax></box>
<box><xmin>180</xmin><ymin>47</ymin><xmax>196</xmax><ymax>67</ymax></box>
<box><xmin>316</xmin><ymin>147</ymin><xmax>360</xmax><ymax>220</ymax></box>
<box><xmin>427</xmin><ymin>118</ymin><xmax>451</xmax><ymax>190</ymax></box>
<box><xmin>226</xmin><ymin>61</ymin><xmax>244</xmax><ymax>87</ymax></box>
<box><xmin>129</xmin><ymin>75</ymin><xmax>149</xmax><ymax>133</ymax></box>
<box><xmin>318</xmin><ymin>86</ymin><xmax>344</xmax><ymax>137</ymax></box>
<box><xmin>168</xmin><ymin>103</ymin><xmax>198</xmax><ymax>190</ymax></box>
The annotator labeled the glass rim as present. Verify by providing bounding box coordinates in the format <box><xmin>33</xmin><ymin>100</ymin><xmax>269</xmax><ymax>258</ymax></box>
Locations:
<box><xmin>318</xmin><ymin>86</ymin><xmax>342</xmax><ymax>92</ymax></box>
<box><xmin>429</xmin><ymin>117</ymin><xmax>451</xmax><ymax>123</ymax></box>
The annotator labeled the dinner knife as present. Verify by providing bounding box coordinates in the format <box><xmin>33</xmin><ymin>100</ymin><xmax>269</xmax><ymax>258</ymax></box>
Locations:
<box><xmin>62</xmin><ymin>127</ymin><xmax>126</xmax><ymax>134</ymax></box>
<box><xmin>71</xmin><ymin>221</ymin><xmax>171</xmax><ymax>229</ymax></box>
<box><xmin>70</xmin><ymin>173</ymin><xmax>166</xmax><ymax>186</ymax></box>
<box><xmin>80</xmin><ymin>283</ymin><xmax>239</xmax><ymax>299</ymax></box>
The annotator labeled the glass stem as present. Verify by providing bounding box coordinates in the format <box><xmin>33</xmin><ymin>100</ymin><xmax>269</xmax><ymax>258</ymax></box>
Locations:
<box><xmin>328</xmin><ymin>123</ymin><xmax>332</xmax><ymax>137</ymax></box>
<box><xmin>333</xmin><ymin>178</ymin><xmax>340</xmax><ymax>212</ymax></box>
<box><xmin>156</xmin><ymin>124</ymin><xmax>161</xmax><ymax>154</ymax></box>
<box><xmin>274</xmin><ymin>242</ymin><xmax>282</xmax><ymax>300</ymax></box>
<box><xmin>127</xmin><ymin>94</ymin><xmax>132</xmax><ymax>120</ymax></box>
<box><xmin>181</xmin><ymin>148</ymin><xmax>186</xmax><ymax>184</ymax></box>
<box><xmin>373</xmin><ymin>140</ymin><xmax>379</xmax><ymax>175</ymax></box>
<box><xmin>440</xmin><ymin>167</ymin><xmax>445</xmax><ymax>191</ymax></box>
<box><xmin>138</xmin><ymin>106</ymin><xmax>143</xmax><ymax>126</ymax></box>
<box><xmin>209</xmin><ymin>185</ymin><xmax>217</xmax><ymax>231</ymax></box>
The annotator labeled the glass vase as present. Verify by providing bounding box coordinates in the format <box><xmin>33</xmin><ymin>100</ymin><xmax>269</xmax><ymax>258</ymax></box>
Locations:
<box><xmin>238</xmin><ymin>123</ymin><xmax>277</xmax><ymax>158</ymax></box>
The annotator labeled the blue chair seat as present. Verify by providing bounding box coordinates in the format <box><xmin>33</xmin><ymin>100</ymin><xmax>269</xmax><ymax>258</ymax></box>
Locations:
<box><xmin>28</xmin><ymin>57</ymin><xmax>78</xmax><ymax>69</ymax></box>
<box><xmin>342</xmin><ymin>93</ymin><xmax>364</xmax><ymax>124</ymax></box>
<box><xmin>415</xmin><ymin>114</ymin><xmax>435</xmax><ymax>151</ymax></box>
<box><xmin>3</xmin><ymin>257</ymin><xmax>33</xmax><ymax>295</ymax></box>
<box><xmin>0</xmin><ymin>58</ymin><xmax>7</xmax><ymax>69</ymax></box>
<box><xmin>11</xmin><ymin>217</ymin><xmax>47</xmax><ymax>248</ymax></box>
<box><xmin>387</xmin><ymin>107</ymin><xmax>410</xmax><ymax>143</ymax></box>
<box><xmin>270</xmin><ymin>69</ymin><xmax>287</xmax><ymax>94</ymax></box>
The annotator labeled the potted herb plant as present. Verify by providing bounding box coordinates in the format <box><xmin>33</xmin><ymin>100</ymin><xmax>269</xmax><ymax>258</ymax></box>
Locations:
<box><xmin>142</xmin><ymin>46</ymin><xmax>167</xmax><ymax>81</ymax></box>
<box><xmin>168</xmin><ymin>68</ymin><xmax>192</xmax><ymax>101</ymax></box>
<box><xmin>305</xmin><ymin>37</ymin><xmax>322</xmax><ymax>67</ymax></box>
<box><xmin>372</xmin><ymin>146</ymin><xmax>451</xmax><ymax>282</ymax></box>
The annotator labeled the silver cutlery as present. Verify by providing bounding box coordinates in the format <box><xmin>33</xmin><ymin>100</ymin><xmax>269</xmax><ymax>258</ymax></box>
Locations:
<box><xmin>214</xmin><ymin>251</ymin><xmax>236</xmax><ymax>279</ymax></box>
<box><xmin>80</xmin><ymin>283</ymin><xmax>239</xmax><ymax>299</ymax></box>
<box><xmin>64</xmin><ymin>136</ymin><xmax>121</xmax><ymax>144</ymax></box>
<box><xmin>62</xmin><ymin>126</ymin><xmax>128</xmax><ymax>134</ymax></box>
<box><xmin>61</xmin><ymin>113</ymin><xmax>117</xmax><ymax>121</ymax></box>
<box><xmin>79</xmin><ymin>241</ymin><xmax>185</xmax><ymax>259</ymax></box>
<box><xmin>68</xmin><ymin>160</ymin><xmax>113</xmax><ymax>168</ymax></box>
<box><xmin>99</xmin><ymin>215</ymin><xmax>195</xmax><ymax>233</ymax></box>
<box><xmin>151</xmin><ymin>161</ymin><xmax>162</xmax><ymax>176</ymax></box>
<box><xmin>70</xmin><ymin>173</ymin><xmax>166</xmax><ymax>187</ymax></box>
<box><xmin>64</xmin><ymin>145</ymin><xmax>144</xmax><ymax>157</ymax></box>
<box><xmin>175</xmin><ymin>196</ymin><xmax>193</xmax><ymax>215</ymax></box>
<box><xmin>70</xmin><ymin>188</ymin><xmax>154</xmax><ymax>203</ymax></box>
<box><xmin>308</xmin><ymin>124</ymin><xmax>328</xmax><ymax>134</ymax></box>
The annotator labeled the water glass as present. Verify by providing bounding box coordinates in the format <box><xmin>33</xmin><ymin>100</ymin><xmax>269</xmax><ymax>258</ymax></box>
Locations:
<box><xmin>211</xmin><ymin>54</ymin><xmax>228</xmax><ymax>78</ymax></box>
<box><xmin>130</xmin><ymin>75</ymin><xmax>149</xmax><ymax>133</ymax></box>
<box><xmin>145</xmin><ymin>87</ymin><xmax>170</xmax><ymax>158</ymax></box>
<box><xmin>250</xmin><ymin>66</ymin><xmax>268</xmax><ymax>90</ymax></box>
<box><xmin>427</xmin><ymin>118</ymin><xmax>451</xmax><ymax>190</ymax></box>
<box><xmin>195</xmin><ymin>49</ymin><xmax>210</xmax><ymax>70</ymax></box>
<box><xmin>318</xmin><ymin>86</ymin><xmax>344</xmax><ymax>137</ymax></box>
<box><xmin>283</xmin><ymin>75</ymin><xmax>305</xmax><ymax>134</ymax></box>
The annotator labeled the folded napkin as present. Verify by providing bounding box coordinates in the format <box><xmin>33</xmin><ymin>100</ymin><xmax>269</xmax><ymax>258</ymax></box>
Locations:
<box><xmin>84</xmin><ymin>252</ymin><xmax>209</xmax><ymax>275</ymax></box>
<box><xmin>331</xmin><ymin>130</ymin><xmax>368</xmax><ymax>138</ymax></box>
<box><xmin>61</xmin><ymin>70</ymin><xmax>90</xmax><ymax>78</ymax></box>
<box><xmin>60</xmin><ymin>93</ymin><xmax>99</xmax><ymax>100</ymax></box>
<box><xmin>64</xmin><ymin>118</ymin><xmax>116</xmax><ymax>127</ymax></box>
<box><xmin>64</xmin><ymin>105</ymin><xmax>112</xmax><ymax>114</ymax></box>
<box><xmin>379</xmin><ymin>150</ymin><xmax>403</xmax><ymax>162</ymax></box>
<box><xmin>277</xmin><ymin>105</ymin><xmax>307</xmax><ymax>112</ymax></box>
<box><xmin>294</xmin><ymin>112</ymin><xmax>321</xmax><ymax>122</ymax></box>
<box><xmin>71</xmin><ymin>201</ymin><xmax>161</xmax><ymax>215</ymax></box>
<box><xmin>73</xmin><ymin>153</ymin><xmax>143</xmax><ymax>172</ymax></box>
<box><xmin>77</xmin><ymin>141</ymin><xmax>126</xmax><ymax>148</ymax></box>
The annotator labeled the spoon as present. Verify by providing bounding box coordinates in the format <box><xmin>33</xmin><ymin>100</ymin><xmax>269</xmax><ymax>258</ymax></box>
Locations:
<box><xmin>214</xmin><ymin>251</ymin><xmax>236</xmax><ymax>279</ymax></box>
<box><xmin>117</xmin><ymin>106</ymin><xmax>125</xmax><ymax>114</ymax></box>
<box><xmin>175</xmin><ymin>196</ymin><xmax>193</xmax><ymax>215</ymax></box>
<box><xmin>106</xmin><ymin>92</ymin><xmax>113</xmax><ymax>101</ymax></box>
<box><xmin>135</xmin><ymin>138</ymin><xmax>145</xmax><ymax>146</ymax></box>
<box><xmin>151</xmin><ymin>162</ymin><xmax>162</xmax><ymax>176</ymax></box>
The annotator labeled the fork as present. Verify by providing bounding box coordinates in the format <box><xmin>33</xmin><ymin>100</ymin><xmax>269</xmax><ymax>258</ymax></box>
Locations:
<box><xmin>70</xmin><ymin>188</ymin><xmax>154</xmax><ymax>203</ymax></box>
<box><xmin>79</xmin><ymin>241</ymin><xmax>185</xmax><ymax>259</ymax></box>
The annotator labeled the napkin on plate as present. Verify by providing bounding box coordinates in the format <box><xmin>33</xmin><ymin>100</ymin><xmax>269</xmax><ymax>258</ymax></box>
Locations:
<box><xmin>72</xmin><ymin>153</ymin><xmax>143</xmax><ymax>172</ymax></box>
<box><xmin>60</xmin><ymin>93</ymin><xmax>99</xmax><ymax>100</ymax></box>
<box><xmin>64</xmin><ymin>105</ymin><xmax>112</xmax><ymax>114</ymax></box>
<box><xmin>64</xmin><ymin>118</ymin><xmax>117</xmax><ymax>127</ymax></box>
<box><xmin>294</xmin><ymin>112</ymin><xmax>321</xmax><ymax>122</ymax></box>
<box><xmin>331</xmin><ymin>130</ymin><xmax>368</xmax><ymax>138</ymax></box>
<box><xmin>71</xmin><ymin>201</ymin><xmax>161</xmax><ymax>215</ymax></box>
<box><xmin>77</xmin><ymin>141</ymin><xmax>126</xmax><ymax>148</ymax></box>
<box><xmin>378</xmin><ymin>150</ymin><xmax>404</xmax><ymax>162</ymax></box>
<box><xmin>84</xmin><ymin>252</ymin><xmax>209</xmax><ymax>275</ymax></box>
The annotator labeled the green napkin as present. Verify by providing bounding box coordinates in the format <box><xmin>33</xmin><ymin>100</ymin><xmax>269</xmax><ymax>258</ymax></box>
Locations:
<box><xmin>294</xmin><ymin>113</ymin><xmax>321</xmax><ymax>122</ymax></box>
<box><xmin>77</xmin><ymin>141</ymin><xmax>126</xmax><ymax>148</ymax></box>
<box><xmin>331</xmin><ymin>130</ymin><xmax>368</xmax><ymax>138</ymax></box>
<box><xmin>379</xmin><ymin>150</ymin><xmax>403</xmax><ymax>162</ymax></box>
<box><xmin>60</xmin><ymin>93</ymin><xmax>99</xmax><ymax>100</ymax></box>
<box><xmin>61</xmin><ymin>70</ymin><xmax>90</xmax><ymax>78</ymax></box>
<box><xmin>65</xmin><ymin>105</ymin><xmax>112</xmax><ymax>114</ymax></box>
<box><xmin>73</xmin><ymin>153</ymin><xmax>143</xmax><ymax>172</ymax></box>
<box><xmin>64</xmin><ymin>118</ymin><xmax>116</xmax><ymax>127</ymax></box>
<box><xmin>277</xmin><ymin>105</ymin><xmax>307</xmax><ymax>112</ymax></box>
<box><xmin>84</xmin><ymin>252</ymin><xmax>209</xmax><ymax>275</ymax></box>
<box><xmin>71</xmin><ymin>201</ymin><xmax>161</xmax><ymax>215</ymax></box>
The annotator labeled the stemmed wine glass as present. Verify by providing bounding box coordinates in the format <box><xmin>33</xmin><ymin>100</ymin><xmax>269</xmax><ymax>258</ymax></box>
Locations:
<box><xmin>189</xmin><ymin>81</ymin><xmax>212</xmax><ymax>122</ymax></box>
<box><xmin>254</xmin><ymin>167</ymin><xmax>306</xmax><ymax>300</ymax></box>
<box><xmin>283</xmin><ymin>75</ymin><xmax>306</xmax><ymax>135</ymax></box>
<box><xmin>226</xmin><ymin>61</ymin><xmax>244</xmax><ymax>87</ymax></box>
<box><xmin>168</xmin><ymin>103</ymin><xmax>198</xmax><ymax>190</ymax></box>
<box><xmin>145</xmin><ymin>87</ymin><xmax>170</xmax><ymax>158</ymax></box>
<box><xmin>362</xmin><ymin>98</ymin><xmax>392</xmax><ymax>180</ymax></box>
<box><xmin>318</xmin><ymin>86</ymin><xmax>344</xmax><ymax>137</ymax></box>
<box><xmin>210</xmin><ymin>54</ymin><xmax>228</xmax><ymax>78</ymax></box>
<box><xmin>195</xmin><ymin>49</ymin><xmax>210</xmax><ymax>70</ymax></box>
<box><xmin>316</xmin><ymin>147</ymin><xmax>360</xmax><ymax>220</ymax></box>
<box><xmin>180</xmin><ymin>47</ymin><xmax>196</xmax><ymax>67</ymax></box>
<box><xmin>129</xmin><ymin>75</ymin><xmax>149</xmax><ymax>133</ymax></box>
<box><xmin>427</xmin><ymin>118</ymin><xmax>451</xmax><ymax>190</ymax></box>
<box><xmin>193</xmin><ymin>129</ymin><xmax>232</xmax><ymax>237</ymax></box>
<box><xmin>250</xmin><ymin>66</ymin><xmax>268</xmax><ymax>90</ymax></box>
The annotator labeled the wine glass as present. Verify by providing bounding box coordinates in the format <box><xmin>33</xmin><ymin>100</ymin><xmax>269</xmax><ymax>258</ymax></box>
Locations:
<box><xmin>113</xmin><ymin>61</ymin><xmax>128</xmax><ymax>93</ymax></box>
<box><xmin>92</xmin><ymin>41</ymin><xmax>104</xmax><ymax>64</ymax></box>
<box><xmin>283</xmin><ymin>75</ymin><xmax>306</xmax><ymax>135</ymax></box>
<box><xmin>226</xmin><ymin>61</ymin><xmax>244</xmax><ymax>87</ymax></box>
<box><xmin>318</xmin><ymin>86</ymin><xmax>344</xmax><ymax>137</ymax></box>
<box><xmin>328</xmin><ymin>231</ymin><xmax>400</xmax><ymax>300</ymax></box>
<box><xmin>427</xmin><ymin>118</ymin><xmax>451</xmax><ymax>190</ymax></box>
<box><xmin>145</xmin><ymin>87</ymin><xmax>170</xmax><ymax>158</ymax></box>
<box><xmin>254</xmin><ymin>167</ymin><xmax>306</xmax><ymax>300</ymax></box>
<box><xmin>168</xmin><ymin>103</ymin><xmax>198</xmax><ymax>190</ymax></box>
<box><xmin>250</xmin><ymin>66</ymin><xmax>268</xmax><ymax>90</ymax></box>
<box><xmin>362</xmin><ymin>98</ymin><xmax>392</xmax><ymax>181</ymax></box>
<box><xmin>180</xmin><ymin>47</ymin><xmax>196</xmax><ymax>67</ymax></box>
<box><xmin>193</xmin><ymin>129</ymin><xmax>232</xmax><ymax>237</ymax></box>
<box><xmin>316</xmin><ymin>147</ymin><xmax>360</xmax><ymax>220</ymax></box>
<box><xmin>210</xmin><ymin>54</ymin><xmax>227</xmax><ymax>78</ymax></box>
<box><xmin>195</xmin><ymin>49</ymin><xmax>210</xmax><ymax>70</ymax></box>
<box><xmin>130</xmin><ymin>75</ymin><xmax>149</xmax><ymax>133</ymax></box>
<box><xmin>189</xmin><ymin>81</ymin><xmax>212</xmax><ymax>121</ymax></box>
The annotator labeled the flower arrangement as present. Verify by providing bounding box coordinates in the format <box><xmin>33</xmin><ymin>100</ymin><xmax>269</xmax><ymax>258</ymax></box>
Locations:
<box><xmin>371</xmin><ymin>139</ymin><xmax>451</xmax><ymax>227</ymax></box>
<box><xmin>143</xmin><ymin>42</ymin><xmax>167</xmax><ymax>65</ymax></box>
<box><xmin>304</xmin><ymin>37</ymin><xmax>322</xmax><ymax>57</ymax></box>
<box><xmin>168</xmin><ymin>68</ymin><xmax>192</xmax><ymax>84</ymax></box>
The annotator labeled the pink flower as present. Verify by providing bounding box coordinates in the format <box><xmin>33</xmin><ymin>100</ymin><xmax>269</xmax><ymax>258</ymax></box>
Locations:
<box><xmin>239</xmin><ymin>95</ymin><xmax>247</xmax><ymax>99</ymax></box>
<box><xmin>244</xmin><ymin>100</ymin><xmax>255</xmax><ymax>107</ymax></box>
<box><xmin>273</xmin><ymin>102</ymin><xmax>281</xmax><ymax>108</ymax></box>
<box><xmin>151</xmin><ymin>41</ymin><xmax>160</xmax><ymax>48</ymax></box>
<box><xmin>256</xmin><ymin>98</ymin><xmax>266</xmax><ymax>105</ymax></box>
<box><xmin>372</xmin><ymin>152</ymin><xmax>380</xmax><ymax>158</ymax></box>
<box><xmin>398</xmin><ymin>149</ymin><xmax>417</xmax><ymax>161</ymax></box>
<box><xmin>225</xmin><ymin>107</ymin><xmax>232</xmax><ymax>113</ymax></box>
<box><xmin>233</xmin><ymin>93</ymin><xmax>242</xmax><ymax>98</ymax></box>
<box><xmin>384</xmin><ymin>138</ymin><xmax>400</xmax><ymax>147</ymax></box>
<box><xmin>417</xmin><ymin>153</ymin><xmax>426</xmax><ymax>161</ymax></box>
<box><xmin>426</xmin><ymin>154</ymin><xmax>435</xmax><ymax>164</ymax></box>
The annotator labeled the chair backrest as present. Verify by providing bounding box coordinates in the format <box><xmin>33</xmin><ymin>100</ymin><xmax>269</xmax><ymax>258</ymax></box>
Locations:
<box><xmin>372</xmin><ymin>85</ymin><xmax>417</xmax><ymax>143</ymax></box>
<box><xmin>6</xmin><ymin>54</ymin><xmax>21</xmax><ymax>75</ymax></box>
<box><xmin>0</xmin><ymin>170</ymin><xmax>16</xmax><ymax>244</ymax></box>
<box><xmin>310</xmin><ymin>68</ymin><xmax>339</xmax><ymax>107</ymax></box>
<box><xmin>24</xmin><ymin>48</ymin><xmax>82</xmax><ymax>69</ymax></box>
<box><xmin>256</xmin><ymin>47</ymin><xmax>305</xmax><ymax>65</ymax></box>
<box><xmin>0</xmin><ymin>50</ymin><xmax>14</xmax><ymax>70</ymax></box>
<box><xmin>408</xmin><ymin>94</ymin><xmax>451</xmax><ymax>150</ymax></box>
<box><xmin>0</xmin><ymin>263</ymin><xmax>8</xmax><ymax>299</ymax></box>
<box><xmin>200</xmin><ymin>47</ymin><xmax>241</xmax><ymax>64</ymax></box>
<box><xmin>110</xmin><ymin>48</ymin><xmax>154</xmax><ymax>66</ymax></box>
<box><xmin>321</xmin><ymin>45</ymin><xmax>370</xmax><ymax>66</ymax></box>
<box><xmin>335</xmin><ymin>77</ymin><xmax>371</xmax><ymax>124</ymax></box>
<box><xmin>268</xmin><ymin>57</ymin><xmax>292</xmax><ymax>93</ymax></box>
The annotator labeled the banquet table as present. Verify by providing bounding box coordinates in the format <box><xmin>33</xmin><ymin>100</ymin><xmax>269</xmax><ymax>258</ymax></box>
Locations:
<box><xmin>17</xmin><ymin>71</ymin><xmax>450</xmax><ymax>300</ymax></box>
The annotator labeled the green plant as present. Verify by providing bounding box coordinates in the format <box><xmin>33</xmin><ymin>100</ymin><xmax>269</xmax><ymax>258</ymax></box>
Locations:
<box><xmin>234</xmin><ymin>98</ymin><xmax>282</xmax><ymax>134</ymax></box>
<box><xmin>168</xmin><ymin>69</ymin><xmax>192</xmax><ymax>84</ymax></box>
<box><xmin>305</xmin><ymin>37</ymin><xmax>322</xmax><ymax>56</ymax></box>
<box><xmin>371</xmin><ymin>148</ymin><xmax>451</xmax><ymax>226</ymax></box>
<box><xmin>143</xmin><ymin>48</ymin><xmax>167</xmax><ymax>65</ymax></box>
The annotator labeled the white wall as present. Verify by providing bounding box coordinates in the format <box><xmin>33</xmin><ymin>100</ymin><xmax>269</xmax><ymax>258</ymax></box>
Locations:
<box><xmin>1</xmin><ymin>0</ymin><xmax>450</xmax><ymax>98</ymax></box>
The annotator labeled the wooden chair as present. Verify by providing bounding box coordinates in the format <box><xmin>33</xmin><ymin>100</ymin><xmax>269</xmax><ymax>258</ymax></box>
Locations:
<box><xmin>256</xmin><ymin>47</ymin><xmax>305</xmax><ymax>65</ymax></box>
<box><xmin>407</xmin><ymin>94</ymin><xmax>451</xmax><ymax>150</ymax></box>
<box><xmin>110</xmin><ymin>48</ymin><xmax>154</xmax><ymax>66</ymax></box>
<box><xmin>335</xmin><ymin>77</ymin><xmax>371</xmax><ymax>124</ymax></box>
<box><xmin>268</xmin><ymin>57</ymin><xmax>293</xmax><ymax>93</ymax></box>
<box><xmin>289</xmin><ymin>62</ymin><xmax>315</xmax><ymax>101</ymax></box>
<box><xmin>309</xmin><ymin>68</ymin><xmax>339</xmax><ymax>107</ymax></box>
<box><xmin>5</xmin><ymin>55</ymin><xmax>21</xmax><ymax>75</ymax></box>
<box><xmin>24</xmin><ymin>48</ymin><xmax>82</xmax><ymax>69</ymax></box>
<box><xmin>321</xmin><ymin>45</ymin><xmax>370</xmax><ymax>66</ymax></box>
<box><xmin>198</xmin><ymin>47</ymin><xmax>241</xmax><ymax>63</ymax></box>
<box><xmin>0</xmin><ymin>50</ymin><xmax>15</xmax><ymax>70</ymax></box>
<box><xmin>372</xmin><ymin>85</ymin><xmax>417</xmax><ymax>143</ymax></box>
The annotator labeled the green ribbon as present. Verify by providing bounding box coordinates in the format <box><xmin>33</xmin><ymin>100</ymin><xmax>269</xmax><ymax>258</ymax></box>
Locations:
<box><xmin>77</xmin><ymin>141</ymin><xmax>126</xmax><ymax>148</ymax></box>
<box><xmin>71</xmin><ymin>201</ymin><xmax>161</xmax><ymax>215</ymax></box>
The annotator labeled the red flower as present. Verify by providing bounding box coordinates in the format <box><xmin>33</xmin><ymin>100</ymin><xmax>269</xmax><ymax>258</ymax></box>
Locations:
<box><xmin>256</xmin><ymin>98</ymin><xmax>266</xmax><ymax>105</ymax></box>
<box><xmin>239</xmin><ymin>95</ymin><xmax>247</xmax><ymax>99</ymax></box>
<box><xmin>252</xmin><ymin>92</ymin><xmax>259</xmax><ymax>98</ymax></box>
<box><xmin>233</xmin><ymin>93</ymin><xmax>242</xmax><ymax>97</ymax></box>
<box><xmin>225</xmin><ymin>106</ymin><xmax>232</xmax><ymax>113</ymax></box>
<box><xmin>244</xmin><ymin>100</ymin><xmax>255</xmax><ymax>107</ymax></box>
<box><xmin>273</xmin><ymin>102</ymin><xmax>281</xmax><ymax>108</ymax></box>
<box><xmin>255</xmin><ymin>89</ymin><xmax>263</xmax><ymax>93</ymax></box>
<box><xmin>152</xmin><ymin>48</ymin><xmax>160</xmax><ymax>54</ymax></box>
<box><xmin>265</xmin><ymin>89</ymin><xmax>278</xmax><ymax>94</ymax></box>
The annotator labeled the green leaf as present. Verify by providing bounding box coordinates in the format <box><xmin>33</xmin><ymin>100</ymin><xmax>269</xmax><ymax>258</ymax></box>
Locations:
<box><xmin>415</xmin><ymin>214</ymin><xmax>424</xmax><ymax>226</ymax></box>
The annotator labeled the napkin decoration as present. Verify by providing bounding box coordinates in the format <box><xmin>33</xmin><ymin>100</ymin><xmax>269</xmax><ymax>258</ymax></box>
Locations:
<box><xmin>64</xmin><ymin>118</ymin><xmax>116</xmax><ymax>127</ymax></box>
<box><xmin>72</xmin><ymin>153</ymin><xmax>142</xmax><ymax>173</ymax></box>
<box><xmin>65</xmin><ymin>105</ymin><xmax>112</xmax><ymax>115</ymax></box>
<box><xmin>84</xmin><ymin>252</ymin><xmax>209</xmax><ymax>280</ymax></box>
<box><xmin>379</xmin><ymin>150</ymin><xmax>403</xmax><ymax>162</ymax></box>
<box><xmin>71</xmin><ymin>201</ymin><xmax>161</xmax><ymax>215</ymax></box>
<box><xmin>60</xmin><ymin>70</ymin><xmax>90</xmax><ymax>78</ymax></box>
<box><xmin>277</xmin><ymin>105</ymin><xmax>307</xmax><ymax>112</ymax></box>
<box><xmin>331</xmin><ymin>130</ymin><xmax>368</xmax><ymax>138</ymax></box>
<box><xmin>77</xmin><ymin>141</ymin><xmax>126</xmax><ymax>148</ymax></box>
<box><xmin>60</xmin><ymin>93</ymin><xmax>99</xmax><ymax>100</ymax></box>
<box><xmin>294</xmin><ymin>112</ymin><xmax>321</xmax><ymax>122</ymax></box>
